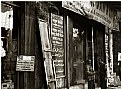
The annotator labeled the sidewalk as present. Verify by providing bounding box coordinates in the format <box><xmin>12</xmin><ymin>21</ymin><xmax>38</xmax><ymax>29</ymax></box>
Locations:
<box><xmin>95</xmin><ymin>86</ymin><xmax>121</xmax><ymax>89</ymax></box>
<box><xmin>95</xmin><ymin>87</ymin><xmax>101</xmax><ymax>89</ymax></box>
<box><xmin>108</xmin><ymin>86</ymin><xmax>121</xmax><ymax>89</ymax></box>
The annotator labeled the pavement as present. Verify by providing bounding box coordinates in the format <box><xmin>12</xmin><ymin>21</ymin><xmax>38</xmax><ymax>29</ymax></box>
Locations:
<box><xmin>95</xmin><ymin>86</ymin><xmax>121</xmax><ymax>89</ymax></box>
<box><xmin>95</xmin><ymin>87</ymin><xmax>101</xmax><ymax>89</ymax></box>
<box><xmin>108</xmin><ymin>86</ymin><xmax>121</xmax><ymax>89</ymax></box>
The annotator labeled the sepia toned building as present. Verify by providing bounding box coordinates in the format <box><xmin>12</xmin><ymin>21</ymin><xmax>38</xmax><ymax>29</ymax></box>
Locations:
<box><xmin>1</xmin><ymin>1</ymin><xmax>121</xmax><ymax>89</ymax></box>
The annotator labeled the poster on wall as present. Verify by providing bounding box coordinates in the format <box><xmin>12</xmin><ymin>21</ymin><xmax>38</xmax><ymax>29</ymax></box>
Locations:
<box><xmin>118</xmin><ymin>52</ymin><xmax>121</xmax><ymax>61</ymax></box>
<box><xmin>16</xmin><ymin>55</ymin><xmax>35</xmax><ymax>71</ymax></box>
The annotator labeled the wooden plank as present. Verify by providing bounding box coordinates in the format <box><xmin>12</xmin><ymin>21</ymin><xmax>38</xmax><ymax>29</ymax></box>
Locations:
<box><xmin>17</xmin><ymin>2</ymin><xmax>25</xmax><ymax>89</ymax></box>
<box><xmin>28</xmin><ymin>3</ymin><xmax>35</xmax><ymax>89</ymax></box>
<box><xmin>35</xmin><ymin>33</ymin><xmax>47</xmax><ymax>89</ymax></box>
<box><xmin>63</xmin><ymin>13</ymin><xmax>67</xmax><ymax>87</ymax></box>
<box><xmin>67</xmin><ymin>16</ymin><xmax>73</xmax><ymax>87</ymax></box>
<box><xmin>24</xmin><ymin>2</ymin><xmax>29</xmax><ymax>89</ymax></box>
<box><xmin>19</xmin><ymin>72</ymin><xmax>24</xmax><ymax>89</ymax></box>
<box><xmin>16</xmin><ymin>2</ymin><xmax>36</xmax><ymax>89</ymax></box>
<box><xmin>38</xmin><ymin>19</ymin><xmax>55</xmax><ymax>89</ymax></box>
<box><xmin>92</xmin><ymin>22</ymin><xmax>95</xmax><ymax>70</ymax></box>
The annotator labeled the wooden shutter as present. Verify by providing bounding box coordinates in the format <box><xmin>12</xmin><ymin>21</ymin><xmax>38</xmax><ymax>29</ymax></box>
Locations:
<box><xmin>38</xmin><ymin>19</ymin><xmax>56</xmax><ymax>89</ymax></box>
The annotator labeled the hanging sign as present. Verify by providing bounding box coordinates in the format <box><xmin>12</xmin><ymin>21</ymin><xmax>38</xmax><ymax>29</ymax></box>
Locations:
<box><xmin>62</xmin><ymin>1</ymin><xmax>119</xmax><ymax>31</ymax></box>
<box><xmin>16</xmin><ymin>55</ymin><xmax>35</xmax><ymax>71</ymax></box>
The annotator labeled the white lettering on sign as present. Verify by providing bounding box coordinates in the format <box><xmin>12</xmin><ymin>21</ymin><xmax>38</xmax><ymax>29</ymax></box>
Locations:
<box><xmin>62</xmin><ymin>1</ymin><xmax>119</xmax><ymax>31</ymax></box>
<box><xmin>16</xmin><ymin>55</ymin><xmax>35</xmax><ymax>71</ymax></box>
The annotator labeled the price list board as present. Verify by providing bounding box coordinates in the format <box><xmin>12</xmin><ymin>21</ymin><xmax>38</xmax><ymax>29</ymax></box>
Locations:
<box><xmin>51</xmin><ymin>13</ymin><xmax>65</xmax><ymax>78</ymax></box>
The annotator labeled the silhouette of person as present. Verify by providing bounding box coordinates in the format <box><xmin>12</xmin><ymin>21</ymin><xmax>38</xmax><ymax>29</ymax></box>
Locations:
<box><xmin>99</xmin><ymin>58</ymin><xmax>107</xmax><ymax>89</ymax></box>
<box><xmin>87</xmin><ymin>60</ymin><xmax>95</xmax><ymax>89</ymax></box>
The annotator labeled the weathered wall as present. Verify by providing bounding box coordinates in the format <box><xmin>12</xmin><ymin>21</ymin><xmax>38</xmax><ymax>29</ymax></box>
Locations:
<box><xmin>17</xmin><ymin>2</ymin><xmax>47</xmax><ymax>89</ymax></box>
<box><xmin>113</xmin><ymin>29</ymin><xmax>121</xmax><ymax>74</ymax></box>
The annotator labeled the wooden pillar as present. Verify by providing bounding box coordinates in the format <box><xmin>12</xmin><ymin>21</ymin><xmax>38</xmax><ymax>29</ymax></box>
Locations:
<box><xmin>63</xmin><ymin>13</ymin><xmax>67</xmax><ymax>88</ymax></box>
<box><xmin>67</xmin><ymin>15</ymin><xmax>73</xmax><ymax>87</ymax></box>
<box><xmin>18</xmin><ymin>2</ymin><xmax>25</xmax><ymax>89</ymax></box>
<box><xmin>18</xmin><ymin>2</ymin><xmax>36</xmax><ymax>89</ymax></box>
<box><xmin>92</xmin><ymin>22</ymin><xmax>95</xmax><ymax>71</ymax></box>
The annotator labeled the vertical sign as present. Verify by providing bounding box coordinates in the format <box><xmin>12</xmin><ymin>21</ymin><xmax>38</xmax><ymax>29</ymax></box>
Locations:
<box><xmin>105</xmin><ymin>28</ymin><xmax>114</xmax><ymax>86</ymax></box>
<box><xmin>105</xmin><ymin>32</ymin><xmax>110</xmax><ymax>86</ymax></box>
<box><xmin>109</xmin><ymin>30</ymin><xmax>113</xmax><ymax>75</ymax></box>
<box><xmin>51</xmin><ymin>13</ymin><xmax>65</xmax><ymax>88</ymax></box>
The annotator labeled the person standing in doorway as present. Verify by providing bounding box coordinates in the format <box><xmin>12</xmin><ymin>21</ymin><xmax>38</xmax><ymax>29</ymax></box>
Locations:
<box><xmin>87</xmin><ymin>60</ymin><xmax>95</xmax><ymax>89</ymax></box>
<box><xmin>99</xmin><ymin>58</ymin><xmax>107</xmax><ymax>89</ymax></box>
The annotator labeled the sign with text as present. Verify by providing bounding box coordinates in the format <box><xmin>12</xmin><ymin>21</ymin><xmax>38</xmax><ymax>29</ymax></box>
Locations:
<box><xmin>62</xmin><ymin>1</ymin><xmax>119</xmax><ymax>31</ymax></box>
<box><xmin>51</xmin><ymin>13</ymin><xmax>65</xmax><ymax>78</ymax></box>
<box><xmin>16</xmin><ymin>55</ymin><xmax>35</xmax><ymax>71</ymax></box>
<box><xmin>51</xmin><ymin>13</ymin><xmax>65</xmax><ymax>88</ymax></box>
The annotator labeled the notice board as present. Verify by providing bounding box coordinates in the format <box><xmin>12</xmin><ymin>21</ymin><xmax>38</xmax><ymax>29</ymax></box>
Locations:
<box><xmin>51</xmin><ymin>13</ymin><xmax>65</xmax><ymax>78</ymax></box>
<box><xmin>16</xmin><ymin>55</ymin><xmax>35</xmax><ymax>71</ymax></box>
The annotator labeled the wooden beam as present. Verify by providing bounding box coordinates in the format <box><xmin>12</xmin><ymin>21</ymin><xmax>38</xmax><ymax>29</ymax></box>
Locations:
<box><xmin>1</xmin><ymin>1</ymin><xmax>20</xmax><ymax>8</ymax></box>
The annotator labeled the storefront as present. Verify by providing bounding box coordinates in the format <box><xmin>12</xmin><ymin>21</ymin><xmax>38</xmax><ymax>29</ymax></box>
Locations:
<box><xmin>62</xmin><ymin>1</ymin><xmax>119</xmax><ymax>89</ymax></box>
<box><xmin>1</xmin><ymin>1</ymin><xmax>120</xmax><ymax>89</ymax></box>
<box><xmin>1</xmin><ymin>1</ymin><xmax>47</xmax><ymax>89</ymax></box>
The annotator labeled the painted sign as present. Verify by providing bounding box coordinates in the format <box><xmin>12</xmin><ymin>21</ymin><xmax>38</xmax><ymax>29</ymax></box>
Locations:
<box><xmin>62</xmin><ymin>1</ymin><xmax>119</xmax><ymax>31</ymax></box>
<box><xmin>51</xmin><ymin>13</ymin><xmax>65</xmax><ymax>88</ymax></box>
<box><xmin>51</xmin><ymin>13</ymin><xmax>65</xmax><ymax>78</ymax></box>
<box><xmin>16</xmin><ymin>55</ymin><xmax>35</xmax><ymax>71</ymax></box>
<box><xmin>105</xmin><ymin>32</ymin><xmax>110</xmax><ymax>86</ymax></box>
<box><xmin>105</xmin><ymin>29</ymin><xmax>114</xmax><ymax>87</ymax></box>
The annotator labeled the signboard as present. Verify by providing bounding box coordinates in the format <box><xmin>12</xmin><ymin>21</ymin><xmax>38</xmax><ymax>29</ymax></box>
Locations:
<box><xmin>16</xmin><ymin>55</ymin><xmax>35</xmax><ymax>71</ymax></box>
<box><xmin>51</xmin><ymin>13</ymin><xmax>65</xmax><ymax>88</ymax></box>
<box><xmin>118</xmin><ymin>52</ymin><xmax>121</xmax><ymax>61</ymax></box>
<box><xmin>105</xmin><ymin>32</ymin><xmax>110</xmax><ymax>86</ymax></box>
<box><xmin>51</xmin><ymin>13</ymin><xmax>64</xmax><ymax>78</ymax></box>
<box><xmin>62</xmin><ymin>1</ymin><xmax>119</xmax><ymax>31</ymax></box>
